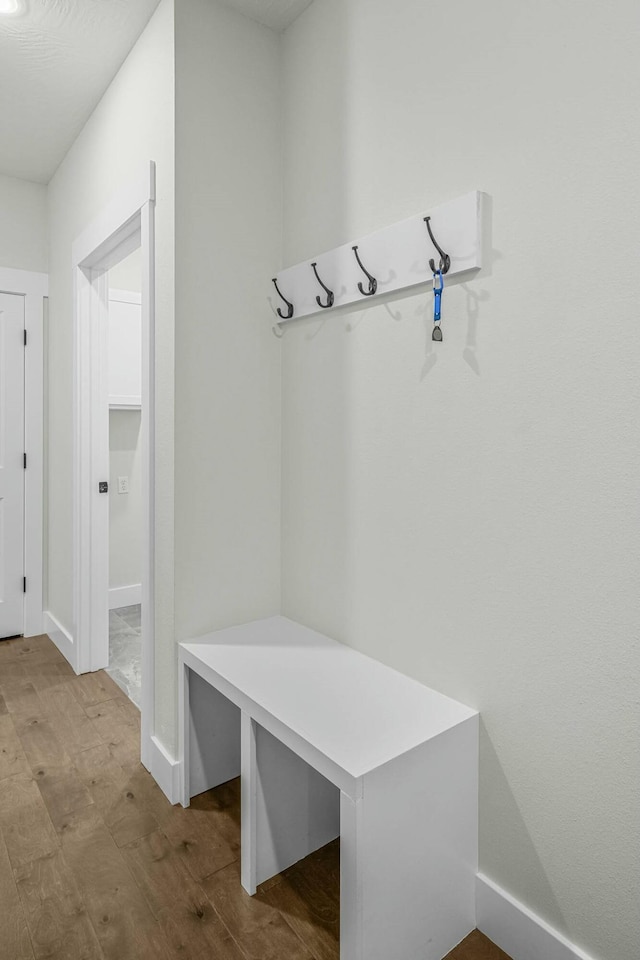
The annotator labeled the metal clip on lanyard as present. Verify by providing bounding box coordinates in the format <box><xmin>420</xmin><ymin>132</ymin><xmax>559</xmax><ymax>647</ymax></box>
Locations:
<box><xmin>432</xmin><ymin>268</ymin><xmax>444</xmax><ymax>341</ymax></box>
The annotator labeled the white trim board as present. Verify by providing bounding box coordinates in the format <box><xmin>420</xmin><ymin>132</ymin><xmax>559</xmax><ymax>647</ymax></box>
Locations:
<box><xmin>149</xmin><ymin>735</ymin><xmax>180</xmax><ymax>804</ymax></box>
<box><xmin>0</xmin><ymin>267</ymin><xmax>47</xmax><ymax>639</ymax></box>
<box><xmin>43</xmin><ymin>611</ymin><xmax>77</xmax><ymax>673</ymax></box>
<box><xmin>109</xmin><ymin>584</ymin><xmax>142</xmax><ymax>609</ymax></box>
<box><xmin>476</xmin><ymin>874</ymin><xmax>598</xmax><ymax>960</ymax></box>
<box><xmin>109</xmin><ymin>397</ymin><xmax>142</xmax><ymax>410</ymax></box>
<box><xmin>72</xmin><ymin>165</ymin><xmax>155</xmax><ymax>268</ymax></box>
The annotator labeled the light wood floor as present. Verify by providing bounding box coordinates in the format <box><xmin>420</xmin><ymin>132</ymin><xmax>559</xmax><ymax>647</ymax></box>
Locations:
<box><xmin>0</xmin><ymin>633</ymin><xmax>512</xmax><ymax>960</ymax></box>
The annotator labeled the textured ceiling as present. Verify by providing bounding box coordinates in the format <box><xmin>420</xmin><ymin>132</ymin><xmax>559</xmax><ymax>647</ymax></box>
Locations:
<box><xmin>0</xmin><ymin>0</ymin><xmax>313</xmax><ymax>185</ymax></box>
<box><xmin>0</xmin><ymin>0</ymin><xmax>161</xmax><ymax>183</ymax></box>
<box><xmin>217</xmin><ymin>0</ymin><xmax>314</xmax><ymax>32</ymax></box>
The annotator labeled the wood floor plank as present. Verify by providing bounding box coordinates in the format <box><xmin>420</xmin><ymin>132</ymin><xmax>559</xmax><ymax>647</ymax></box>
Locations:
<box><xmin>444</xmin><ymin>929</ymin><xmax>513</xmax><ymax>960</ymax></box>
<box><xmin>0</xmin><ymin>639</ymin><xmax>68</xmax><ymax>689</ymax></box>
<box><xmin>24</xmin><ymin>660</ymin><xmax>76</xmax><ymax>692</ymax></box>
<box><xmin>85</xmin><ymin>696</ymin><xmax>139</xmax><ymax>728</ymax></box>
<box><xmin>0</xmin><ymin>772</ymin><xmax>58</xmax><ymax>869</ymax></box>
<box><xmin>73</xmin><ymin>744</ymin><xmax>158</xmax><ymax>848</ymax></box>
<box><xmin>31</xmin><ymin>681</ymin><xmax>103</xmax><ymax>756</ymax></box>
<box><xmin>123</xmin><ymin>830</ymin><xmax>246</xmax><ymax>960</ymax></box>
<box><xmin>0</xmin><ymin>714</ymin><xmax>31</xmax><ymax>782</ymax></box>
<box><xmin>0</xmin><ymin>690</ymin><xmax>7</xmax><ymax>714</ymax></box>
<box><xmin>0</xmin><ymin>636</ymin><xmax>32</xmax><ymax>664</ymax></box>
<box><xmin>15</xmin><ymin>714</ymin><xmax>68</xmax><ymax>766</ymax></box>
<box><xmin>71</xmin><ymin>672</ymin><xmax>125</xmax><ymax>709</ymax></box>
<box><xmin>203</xmin><ymin>861</ymin><xmax>315</xmax><ymax>960</ymax></box>
<box><xmin>117</xmin><ymin>764</ymin><xmax>180</xmax><ymax>831</ymax></box>
<box><xmin>0</xmin><ymin>663</ymin><xmax>28</xmax><ymax>685</ymax></box>
<box><xmin>13</xmin><ymin>636</ymin><xmax>66</xmax><ymax>665</ymax></box>
<box><xmin>15</xmin><ymin>848</ymin><xmax>104</xmax><ymax>960</ymax></box>
<box><xmin>111</xmin><ymin>695</ymin><xmax>140</xmax><ymax>725</ymax></box>
<box><xmin>0</xmin><ymin>637</ymin><xmax>19</xmax><ymax>661</ymax></box>
<box><xmin>188</xmin><ymin>778</ymin><xmax>242</xmax><ymax>851</ymax></box>
<box><xmin>56</xmin><ymin>805</ymin><xmax>173</xmax><ymax>960</ymax></box>
<box><xmin>259</xmin><ymin>845</ymin><xmax>340</xmax><ymax>960</ymax></box>
<box><xmin>85</xmin><ymin>699</ymin><xmax>141</xmax><ymax>767</ymax></box>
<box><xmin>159</xmin><ymin>796</ymin><xmax>239</xmax><ymax>883</ymax></box>
<box><xmin>0</xmin><ymin>679</ymin><xmax>44</xmax><ymax>719</ymax></box>
<box><xmin>0</xmin><ymin>828</ymin><xmax>35</xmax><ymax>959</ymax></box>
<box><xmin>96</xmin><ymin>724</ymin><xmax>141</xmax><ymax>768</ymax></box>
<box><xmin>114</xmin><ymin>762</ymin><xmax>178</xmax><ymax>828</ymax></box>
<box><xmin>14</xmin><ymin>714</ymin><xmax>94</xmax><ymax>822</ymax></box>
<box><xmin>282</xmin><ymin>840</ymin><xmax>340</xmax><ymax>909</ymax></box>
<box><xmin>35</xmin><ymin>760</ymin><xmax>95</xmax><ymax>824</ymax></box>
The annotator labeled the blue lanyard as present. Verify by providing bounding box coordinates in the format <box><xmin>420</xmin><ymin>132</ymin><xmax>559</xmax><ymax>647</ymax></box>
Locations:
<box><xmin>432</xmin><ymin>269</ymin><xmax>444</xmax><ymax>341</ymax></box>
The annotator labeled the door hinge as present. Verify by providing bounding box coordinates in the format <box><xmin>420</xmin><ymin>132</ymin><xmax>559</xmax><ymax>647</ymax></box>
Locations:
<box><xmin>23</xmin><ymin>453</ymin><xmax>27</xmax><ymax>469</ymax></box>
<box><xmin>23</xmin><ymin>577</ymin><xmax>26</xmax><ymax>594</ymax></box>
<box><xmin>23</xmin><ymin>329</ymin><xmax>27</xmax><ymax>346</ymax></box>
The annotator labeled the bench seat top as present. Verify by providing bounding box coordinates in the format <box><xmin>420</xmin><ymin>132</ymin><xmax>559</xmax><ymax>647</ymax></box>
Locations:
<box><xmin>180</xmin><ymin>615</ymin><xmax>476</xmax><ymax>780</ymax></box>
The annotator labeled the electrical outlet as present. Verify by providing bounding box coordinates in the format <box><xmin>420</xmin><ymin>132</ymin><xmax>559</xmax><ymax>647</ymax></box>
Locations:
<box><xmin>117</xmin><ymin>476</ymin><xmax>129</xmax><ymax>495</ymax></box>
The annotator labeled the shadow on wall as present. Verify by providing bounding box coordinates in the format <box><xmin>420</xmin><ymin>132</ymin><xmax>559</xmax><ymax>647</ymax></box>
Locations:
<box><xmin>479</xmin><ymin>719</ymin><xmax>568</xmax><ymax>934</ymax></box>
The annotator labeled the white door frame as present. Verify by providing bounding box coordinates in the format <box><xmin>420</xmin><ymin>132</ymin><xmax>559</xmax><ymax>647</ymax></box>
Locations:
<box><xmin>72</xmin><ymin>162</ymin><xmax>156</xmax><ymax>767</ymax></box>
<box><xmin>0</xmin><ymin>267</ymin><xmax>47</xmax><ymax>639</ymax></box>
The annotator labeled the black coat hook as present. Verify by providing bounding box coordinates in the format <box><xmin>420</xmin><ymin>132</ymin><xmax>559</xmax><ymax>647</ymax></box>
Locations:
<box><xmin>311</xmin><ymin>262</ymin><xmax>334</xmax><ymax>308</ymax></box>
<box><xmin>272</xmin><ymin>277</ymin><xmax>294</xmax><ymax>320</ymax></box>
<box><xmin>352</xmin><ymin>245</ymin><xmax>377</xmax><ymax>296</ymax></box>
<box><xmin>424</xmin><ymin>216</ymin><xmax>451</xmax><ymax>275</ymax></box>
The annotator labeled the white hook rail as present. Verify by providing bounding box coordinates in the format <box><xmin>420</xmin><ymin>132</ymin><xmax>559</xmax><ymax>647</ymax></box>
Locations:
<box><xmin>272</xmin><ymin>190</ymin><xmax>486</xmax><ymax>324</ymax></box>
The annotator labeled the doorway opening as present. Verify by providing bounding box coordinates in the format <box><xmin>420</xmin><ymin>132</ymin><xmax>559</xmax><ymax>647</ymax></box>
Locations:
<box><xmin>72</xmin><ymin>163</ymin><xmax>155</xmax><ymax>766</ymax></box>
<box><xmin>106</xmin><ymin>247</ymin><xmax>143</xmax><ymax>707</ymax></box>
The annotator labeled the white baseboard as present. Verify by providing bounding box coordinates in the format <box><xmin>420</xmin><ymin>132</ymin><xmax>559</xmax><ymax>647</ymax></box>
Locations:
<box><xmin>148</xmin><ymin>735</ymin><xmax>180</xmax><ymax>804</ymax></box>
<box><xmin>109</xmin><ymin>583</ymin><xmax>142</xmax><ymax>610</ymax></box>
<box><xmin>477</xmin><ymin>873</ymin><xmax>597</xmax><ymax>960</ymax></box>
<box><xmin>43</xmin><ymin>611</ymin><xmax>78</xmax><ymax>674</ymax></box>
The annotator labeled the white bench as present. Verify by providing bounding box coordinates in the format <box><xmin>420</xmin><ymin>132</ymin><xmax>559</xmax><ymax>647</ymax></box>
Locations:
<box><xmin>179</xmin><ymin>616</ymin><xmax>478</xmax><ymax>960</ymax></box>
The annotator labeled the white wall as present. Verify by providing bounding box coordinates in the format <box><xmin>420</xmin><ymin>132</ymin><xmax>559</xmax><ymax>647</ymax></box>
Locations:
<box><xmin>46</xmin><ymin>0</ymin><xmax>175</xmax><ymax>742</ymax></box>
<box><xmin>109</xmin><ymin>246</ymin><xmax>142</xmax><ymax>293</ymax></box>
<box><xmin>280</xmin><ymin>3</ymin><xmax>640</xmax><ymax>960</ymax></box>
<box><xmin>0</xmin><ymin>173</ymin><xmax>47</xmax><ymax>272</ymax></box>
<box><xmin>173</xmin><ymin>1</ymin><xmax>282</xmax><ymax>686</ymax></box>
<box><xmin>109</xmin><ymin>410</ymin><xmax>143</xmax><ymax>591</ymax></box>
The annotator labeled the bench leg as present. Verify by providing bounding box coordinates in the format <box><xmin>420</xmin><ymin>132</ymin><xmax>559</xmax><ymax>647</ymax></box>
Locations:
<box><xmin>339</xmin><ymin>791</ymin><xmax>363</xmax><ymax>960</ymax></box>
<box><xmin>180</xmin><ymin>665</ymin><xmax>241</xmax><ymax>807</ymax></box>
<box><xmin>240</xmin><ymin>712</ymin><xmax>258</xmax><ymax>894</ymax></box>
<box><xmin>340</xmin><ymin>717</ymin><xmax>478</xmax><ymax>960</ymax></box>
<box><xmin>240</xmin><ymin>713</ymin><xmax>340</xmax><ymax>895</ymax></box>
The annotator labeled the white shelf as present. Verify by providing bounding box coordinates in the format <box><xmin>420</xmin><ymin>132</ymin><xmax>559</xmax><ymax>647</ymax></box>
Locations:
<box><xmin>109</xmin><ymin>396</ymin><xmax>141</xmax><ymax>410</ymax></box>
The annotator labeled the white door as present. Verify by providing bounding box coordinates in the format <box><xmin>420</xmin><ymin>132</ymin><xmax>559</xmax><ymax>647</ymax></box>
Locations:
<box><xmin>0</xmin><ymin>293</ymin><xmax>25</xmax><ymax>639</ymax></box>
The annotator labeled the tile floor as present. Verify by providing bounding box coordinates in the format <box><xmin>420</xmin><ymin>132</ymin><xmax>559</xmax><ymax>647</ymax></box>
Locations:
<box><xmin>107</xmin><ymin>603</ymin><xmax>142</xmax><ymax>708</ymax></box>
